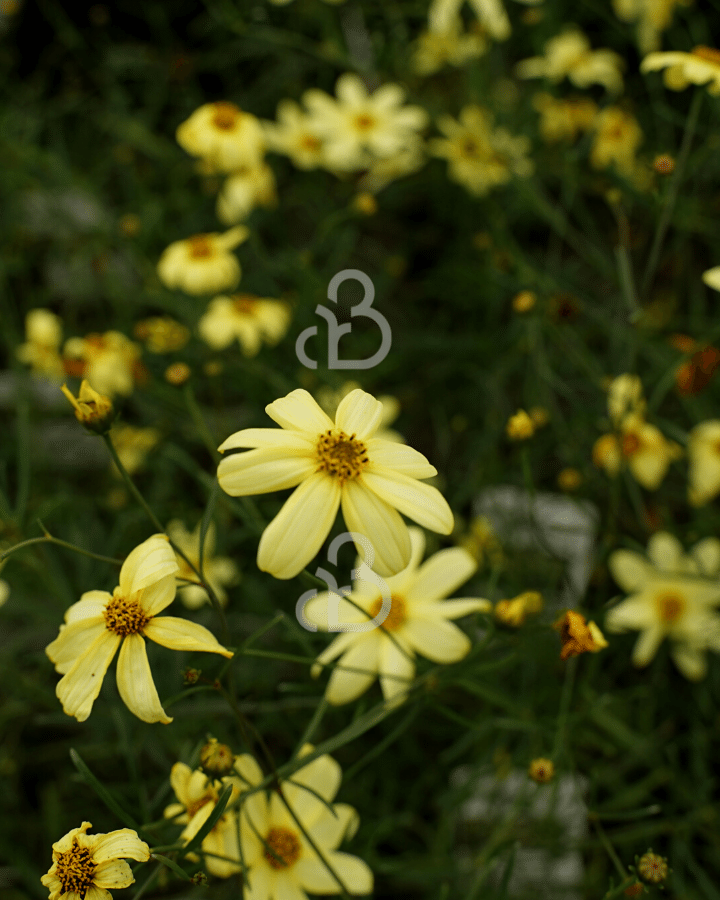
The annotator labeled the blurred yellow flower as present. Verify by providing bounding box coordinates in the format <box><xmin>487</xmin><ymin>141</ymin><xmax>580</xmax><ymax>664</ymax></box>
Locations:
<box><xmin>304</xmin><ymin>527</ymin><xmax>490</xmax><ymax>707</ymax></box>
<box><xmin>512</xmin><ymin>289</ymin><xmax>537</xmax><ymax>312</ymax></box>
<box><xmin>165</xmin><ymin>361</ymin><xmax>191</xmax><ymax>385</ymax></box>
<box><xmin>590</xmin><ymin>106</ymin><xmax>643</xmax><ymax>175</ymax></box>
<box><xmin>133</xmin><ymin>316</ymin><xmax>190</xmax><ymax>353</ymax></box>
<box><xmin>506</xmin><ymin>409</ymin><xmax>535</xmax><ymax>440</ymax></box>
<box><xmin>217</xmin><ymin>388</ymin><xmax>453</xmax><ymax>579</ymax></box>
<box><xmin>606</xmin><ymin>531</ymin><xmax>720</xmax><ymax>679</ymax></box>
<box><xmin>303</xmin><ymin>73</ymin><xmax>428</xmax><ymax>172</ymax></box>
<box><xmin>63</xmin><ymin>331</ymin><xmax>143</xmax><ymax>399</ymax></box>
<box><xmin>516</xmin><ymin>27</ymin><xmax>624</xmax><ymax>93</ymax></box>
<box><xmin>532</xmin><ymin>93</ymin><xmax>598</xmax><ymax>143</ymax></box>
<box><xmin>557</xmin><ymin>467</ymin><xmax>582</xmax><ymax>491</ymax></box>
<box><xmin>528</xmin><ymin>757</ymin><xmax>554</xmax><ymax>783</ymax></box>
<box><xmin>216</xmin><ymin>162</ymin><xmax>277</xmax><ymax>225</ymax></box>
<box><xmin>612</xmin><ymin>0</ymin><xmax>692</xmax><ymax>54</ymax></box>
<box><xmin>262</xmin><ymin>99</ymin><xmax>328</xmax><ymax>170</ymax></box>
<box><xmin>315</xmin><ymin>381</ymin><xmax>404</xmax><ymax>443</ymax></box>
<box><xmin>167</xmin><ymin>518</ymin><xmax>239</xmax><ymax>609</ymax></box>
<box><xmin>16</xmin><ymin>308</ymin><xmax>64</xmax><ymax>380</ymax></box>
<box><xmin>592</xmin><ymin>412</ymin><xmax>682</xmax><ymax>490</ymax></box>
<box><xmin>641</xmin><ymin>45</ymin><xmax>720</xmax><ymax>94</ymax></box>
<box><xmin>687</xmin><ymin>420</ymin><xmax>720</xmax><ymax>506</ymax></box>
<box><xmin>554</xmin><ymin>609</ymin><xmax>608</xmax><ymax>659</ymax></box>
<box><xmin>61</xmin><ymin>380</ymin><xmax>116</xmax><ymax>435</ymax></box>
<box><xmin>428</xmin><ymin>0</ymin><xmax>511</xmax><ymax>40</ymax></box>
<box><xmin>110</xmin><ymin>425</ymin><xmax>161</xmax><ymax>476</ymax></box>
<box><xmin>176</xmin><ymin>101</ymin><xmax>265</xmax><ymax>173</ymax></box>
<box><xmin>607</xmin><ymin>373</ymin><xmax>646</xmax><ymax>426</ymax></box>
<box><xmin>429</xmin><ymin>105</ymin><xmax>533</xmax><ymax>197</ymax></box>
<box><xmin>157</xmin><ymin>226</ymin><xmax>248</xmax><ymax>296</ymax></box>
<box><xmin>356</xmin><ymin>143</ymin><xmax>427</xmax><ymax>193</ymax></box>
<box><xmin>41</xmin><ymin>821</ymin><xmax>150</xmax><ymax>900</ymax></box>
<box><xmin>702</xmin><ymin>266</ymin><xmax>720</xmax><ymax>291</ymax></box>
<box><xmin>45</xmin><ymin>534</ymin><xmax>233</xmax><ymax>723</ymax></box>
<box><xmin>236</xmin><ymin>745</ymin><xmax>373</xmax><ymax>899</ymax></box>
<box><xmin>495</xmin><ymin>591</ymin><xmax>543</xmax><ymax>627</ymax></box>
<box><xmin>198</xmin><ymin>293</ymin><xmax>292</xmax><ymax>356</ymax></box>
<box><xmin>459</xmin><ymin>515</ymin><xmax>504</xmax><ymax>569</ymax></box>
<box><xmin>411</xmin><ymin>20</ymin><xmax>487</xmax><ymax>76</ymax></box>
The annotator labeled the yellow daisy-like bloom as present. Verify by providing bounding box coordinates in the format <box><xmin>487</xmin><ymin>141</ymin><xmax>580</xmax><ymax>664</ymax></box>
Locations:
<box><xmin>61</xmin><ymin>380</ymin><xmax>116</xmax><ymax>435</ymax></box>
<box><xmin>16</xmin><ymin>308</ymin><xmax>64</xmax><ymax>380</ymax></box>
<box><xmin>217</xmin><ymin>389</ymin><xmax>454</xmax><ymax>580</ymax></box>
<box><xmin>45</xmin><ymin>534</ymin><xmax>233</xmax><ymax>723</ymax></box>
<box><xmin>702</xmin><ymin>266</ymin><xmax>720</xmax><ymax>291</ymax></box>
<box><xmin>133</xmin><ymin>316</ymin><xmax>190</xmax><ymax>354</ymax></box>
<box><xmin>429</xmin><ymin>105</ymin><xmax>533</xmax><ymax>197</ymax></box>
<box><xmin>612</xmin><ymin>0</ymin><xmax>692</xmax><ymax>55</ymax></box>
<box><xmin>110</xmin><ymin>425</ymin><xmax>161</xmax><ymax>477</ymax></box>
<box><xmin>157</xmin><ymin>226</ymin><xmax>249</xmax><ymax>296</ymax></box>
<box><xmin>262</xmin><ymin>99</ymin><xmax>328</xmax><ymax>170</ymax></box>
<box><xmin>163</xmin><ymin>761</ymin><xmax>244</xmax><ymax>878</ymax></box>
<box><xmin>167</xmin><ymin>519</ymin><xmax>239</xmax><ymax>610</ymax></box>
<box><xmin>41</xmin><ymin>821</ymin><xmax>150</xmax><ymax>900</ymax></box>
<box><xmin>63</xmin><ymin>331</ymin><xmax>142</xmax><ymax>399</ymax></box>
<box><xmin>589</xmin><ymin>106</ymin><xmax>643</xmax><ymax>175</ymax></box>
<box><xmin>606</xmin><ymin>531</ymin><xmax>720</xmax><ymax>679</ymax></box>
<box><xmin>303</xmin><ymin>73</ymin><xmax>429</xmax><ymax>172</ymax></box>
<box><xmin>356</xmin><ymin>143</ymin><xmax>427</xmax><ymax>193</ymax></box>
<box><xmin>494</xmin><ymin>590</ymin><xmax>543</xmax><ymax>627</ymax></box>
<box><xmin>687</xmin><ymin>420</ymin><xmax>720</xmax><ymax>506</ymax></box>
<box><xmin>640</xmin><ymin>45</ymin><xmax>720</xmax><ymax>94</ymax></box>
<box><xmin>607</xmin><ymin>373</ymin><xmax>646</xmax><ymax>427</ymax></box>
<box><xmin>428</xmin><ymin>0</ymin><xmax>510</xmax><ymax>40</ymax></box>
<box><xmin>592</xmin><ymin>412</ymin><xmax>682</xmax><ymax>490</ymax></box>
<box><xmin>516</xmin><ymin>27</ymin><xmax>625</xmax><ymax>93</ymax></box>
<box><xmin>198</xmin><ymin>294</ymin><xmax>292</xmax><ymax>357</ymax></box>
<box><xmin>411</xmin><ymin>19</ymin><xmax>487</xmax><ymax>76</ymax></box>
<box><xmin>532</xmin><ymin>92</ymin><xmax>598</xmax><ymax>143</ymax></box>
<box><xmin>216</xmin><ymin>163</ymin><xmax>277</xmax><ymax>225</ymax></box>
<box><xmin>176</xmin><ymin>101</ymin><xmax>265</xmax><ymax>174</ymax></box>
<box><xmin>237</xmin><ymin>745</ymin><xmax>373</xmax><ymax>900</ymax></box>
<box><xmin>303</xmin><ymin>527</ymin><xmax>491</xmax><ymax>707</ymax></box>
<box><xmin>315</xmin><ymin>381</ymin><xmax>404</xmax><ymax>443</ymax></box>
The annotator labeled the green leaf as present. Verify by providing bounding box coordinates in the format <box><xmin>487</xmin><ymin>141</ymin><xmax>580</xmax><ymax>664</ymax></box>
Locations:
<box><xmin>69</xmin><ymin>748</ymin><xmax>147</xmax><ymax>838</ymax></box>
<box><xmin>150</xmin><ymin>853</ymin><xmax>192</xmax><ymax>883</ymax></box>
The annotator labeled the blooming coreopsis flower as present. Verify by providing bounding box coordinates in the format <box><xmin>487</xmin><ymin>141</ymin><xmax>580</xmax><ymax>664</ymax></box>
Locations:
<box><xmin>516</xmin><ymin>27</ymin><xmax>625</xmax><ymax>93</ymax></box>
<box><xmin>198</xmin><ymin>294</ymin><xmax>292</xmax><ymax>356</ymax></box>
<box><xmin>589</xmin><ymin>106</ymin><xmax>643</xmax><ymax>175</ymax></box>
<box><xmin>16</xmin><ymin>308</ymin><xmax>64</xmax><ymax>380</ymax></box>
<box><xmin>687</xmin><ymin>420</ymin><xmax>720</xmax><ymax>506</ymax></box>
<box><xmin>612</xmin><ymin>0</ymin><xmax>691</xmax><ymax>54</ymax></box>
<box><xmin>607</xmin><ymin>373</ymin><xmax>646</xmax><ymax>426</ymax></box>
<box><xmin>703</xmin><ymin>266</ymin><xmax>720</xmax><ymax>291</ymax></box>
<box><xmin>428</xmin><ymin>0</ymin><xmax>509</xmax><ymax>40</ymax></box>
<box><xmin>606</xmin><ymin>531</ymin><xmax>720</xmax><ymax>679</ymax></box>
<box><xmin>411</xmin><ymin>20</ymin><xmax>487</xmax><ymax>76</ymax></box>
<box><xmin>302</xmin><ymin>73</ymin><xmax>428</xmax><ymax>172</ymax></box>
<box><xmin>302</xmin><ymin>527</ymin><xmax>491</xmax><ymax>706</ymax></box>
<box><xmin>315</xmin><ymin>381</ymin><xmax>404</xmax><ymax>443</ymax></box>
<box><xmin>237</xmin><ymin>745</ymin><xmax>373</xmax><ymax>900</ymax></box>
<box><xmin>133</xmin><ymin>316</ymin><xmax>190</xmax><ymax>353</ymax></box>
<box><xmin>532</xmin><ymin>93</ymin><xmax>598</xmax><ymax>143</ymax></box>
<box><xmin>217</xmin><ymin>389</ymin><xmax>454</xmax><ymax>580</ymax></box>
<box><xmin>494</xmin><ymin>591</ymin><xmax>543</xmax><ymax>627</ymax></box>
<box><xmin>216</xmin><ymin>163</ymin><xmax>277</xmax><ymax>224</ymax></box>
<box><xmin>45</xmin><ymin>534</ymin><xmax>233</xmax><ymax>723</ymax></box>
<box><xmin>41</xmin><ymin>821</ymin><xmax>150</xmax><ymax>900</ymax></box>
<box><xmin>176</xmin><ymin>101</ymin><xmax>265</xmax><ymax>173</ymax></box>
<box><xmin>592</xmin><ymin>412</ymin><xmax>682</xmax><ymax>489</ymax></box>
<box><xmin>157</xmin><ymin>226</ymin><xmax>249</xmax><ymax>295</ymax></box>
<box><xmin>63</xmin><ymin>331</ymin><xmax>143</xmax><ymax>399</ymax></box>
<box><xmin>554</xmin><ymin>609</ymin><xmax>608</xmax><ymax>659</ymax></box>
<box><xmin>429</xmin><ymin>105</ymin><xmax>533</xmax><ymax>197</ymax></box>
<box><xmin>166</xmin><ymin>519</ymin><xmax>239</xmax><ymax>609</ymax></box>
<box><xmin>262</xmin><ymin>99</ymin><xmax>328</xmax><ymax>170</ymax></box>
<box><xmin>640</xmin><ymin>46</ymin><xmax>720</xmax><ymax>94</ymax></box>
<box><xmin>61</xmin><ymin>380</ymin><xmax>116</xmax><ymax>434</ymax></box>
<box><xmin>459</xmin><ymin>515</ymin><xmax>505</xmax><ymax>569</ymax></box>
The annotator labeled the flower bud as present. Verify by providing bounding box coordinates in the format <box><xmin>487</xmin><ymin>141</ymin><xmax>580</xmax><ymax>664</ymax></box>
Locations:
<box><xmin>637</xmin><ymin>851</ymin><xmax>669</xmax><ymax>885</ymax></box>
<box><xmin>200</xmin><ymin>737</ymin><xmax>234</xmax><ymax>777</ymax></box>
<box><xmin>528</xmin><ymin>757</ymin><xmax>554</xmax><ymax>783</ymax></box>
<box><xmin>61</xmin><ymin>380</ymin><xmax>116</xmax><ymax>434</ymax></box>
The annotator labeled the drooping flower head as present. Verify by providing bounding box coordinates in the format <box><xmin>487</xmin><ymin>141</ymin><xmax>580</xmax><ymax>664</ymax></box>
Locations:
<box><xmin>157</xmin><ymin>226</ymin><xmax>249</xmax><ymax>296</ymax></box>
<box><xmin>176</xmin><ymin>101</ymin><xmax>266</xmax><ymax>173</ymax></box>
<box><xmin>640</xmin><ymin>45</ymin><xmax>720</xmax><ymax>94</ymax></box>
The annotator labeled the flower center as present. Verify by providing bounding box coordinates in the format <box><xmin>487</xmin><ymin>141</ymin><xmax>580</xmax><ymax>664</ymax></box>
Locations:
<box><xmin>369</xmin><ymin>594</ymin><xmax>406</xmax><ymax>630</ymax></box>
<box><xmin>232</xmin><ymin>295</ymin><xmax>258</xmax><ymax>316</ymax></box>
<box><xmin>316</xmin><ymin>430</ymin><xmax>369</xmax><ymax>484</ymax></box>
<box><xmin>188</xmin><ymin>235</ymin><xmax>214</xmax><ymax>259</ymax></box>
<box><xmin>263</xmin><ymin>826</ymin><xmax>301</xmax><ymax>869</ymax></box>
<box><xmin>655</xmin><ymin>591</ymin><xmax>686</xmax><ymax>624</ymax></box>
<box><xmin>55</xmin><ymin>840</ymin><xmax>96</xmax><ymax>897</ymax></box>
<box><xmin>103</xmin><ymin>588</ymin><xmax>150</xmax><ymax>637</ymax></box>
<box><xmin>300</xmin><ymin>134</ymin><xmax>322</xmax><ymax>151</ymax></box>
<box><xmin>354</xmin><ymin>113</ymin><xmax>376</xmax><ymax>132</ymax></box>
<box><xmin>691</xmin><ymin>45</ymin><xmax>720</xmax><ymax>65</ymax></box>
<box><xmin>212</xmin><ymin>101</ymin><xmax>241</xmax><ymax>130</ymax></box>
<box><xmin>461</xmin><ymin>137</ymin><xmax>481</xmax><ymax>157</ymax></box>
<box><xmin>621</xmin><ymin>432</ymin><xmax>641</xmax><ymax>457</ymax></box>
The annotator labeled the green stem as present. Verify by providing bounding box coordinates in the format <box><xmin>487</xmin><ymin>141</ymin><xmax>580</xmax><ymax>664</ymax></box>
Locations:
<box><xmin>593</xmin><ymin>818</ymin><xmax>629</xmax><ymax>881</ymax></box>
<box><xmin>183</xmin><ymin>383</ymin><xmax>220</xmax><ymax>463</ymax></box>
<box><xmin>0</xmin><ymin>532</ymin><xmax>123</xmax><ymax>565</ymax></box>
<box><xmin>551</xmin><ymin>655</ymin><xmax>578</xmax><ymax>762</ymax></box>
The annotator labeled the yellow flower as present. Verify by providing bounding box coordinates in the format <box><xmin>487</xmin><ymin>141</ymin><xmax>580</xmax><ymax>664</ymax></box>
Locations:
<box><xmin>45</xmin><ymin>534</ymin><xmax>233</xmax><ymax>723</ymax></box>
<box><xmin>512</xmin><ymin>289</ymin><xmax>537</xmax><ymax>312</ymax></box>
<box><xmin>506</xmin><ymin>409</ymin><xmax>535</xmax><ymax>440</ymax></box>
<box><xmin>641</xmin><ymin>45</ymin><xmax>720</xmax><ymax>94</ymax></box>
<box><xmin>315</xmin><ymin>381</ymin><xmax>404</xmax><ymax>443</ymax></box>
<box><xmin>516</xmin><ymin>27</ymin><xmax>624</xmax><ymax>93</ymax></box>
<box><xmin>637</xmin><ymin>851</ymin><xmax>669</xmax><ymax>884</ymax></box>
<box><xmin>61</xmin><ymin>380</ymin><xmax>116</xmax><ymax>435</ymax></box>
<box><xmin>41</xmin><ymin>821</ymin><xmax>150</xmax><ymax>900</ymax></box>
<box><xmin>459</xmin><ymin>515</ymin><xmax>504</xmax><ymax>569</ymax></box>
<box><xmin>164</xmin><ymin>761</ymin><xmax>243</xmax><ymax>878</ymax></box>
<box><xmin>63</xmin><ymin>331</ymin><xmax>142</xmax><ymax>399</ymax></box>
<box><xmin>216</xmin><ymin>162</ymin><xmax>277</xmax><ymax>225</ymax></box>
<box><xmin>198</xmin><ymin>294</ymin><xmax>292</xmax><ymax>356</ymax></box>
<box><xmin>494</xmin><ymin>591</ymin><xmax>543</xmax><ymax>627</ymax></box>
<box><xmin>428</xmin><ymin>0</ymin><xmax>511</xmax><ymax>40</ymax></box>
<box><xmin>157</xmin><ymin>226</ymin><xmax>249</xmax><ymax>295</ymax></box>
<box><xmin>110</xmin><ymin>425</ymin><xmax>161</xmax><ymax>477</ymax></box>
<box><xmin>16</xmin><ymin>308</ymin><xmax>64</xmax><ymax>380</ymax></box>
<box><xmin>167</xmin><ymin>519</ymin><xmax>239</xmax><ymax>609</ymax></box>
<box><xmin>612</xmin><ymin>0</ymin><xmax>691</xmax><ymax>54</ymax></box>
<box><xmin>133</xmin><ymin>316</ymin><xmax>190</xmax><ymax>353</ymax></box>
<box><xmin>218</xmin><ymin>389</ymin><xmax>453</xmax><ymax>580</ymax></box>
<box><xmin>593</xmin><ymin>412</ymin><xmax>682</xmax><ymax>490</ymax></box>
<box><xmin>263</xmin><ymin>99</ymin><xmax>328</xmax><ymax>170</ymax></box>
<box><xmin>702</xmin><ymin>266</ymin><xmax>720</xmax><ymax>292</ymax></box>
<box><xmin>303</xmin><ymin>73</ymin><xmax>428</xmax><ymax>172</ymax></box>
<box><xmin>557</xmin><ymin>467</ymin><xmax>582</xmax><ymax>491</ymax></box>
<box><xmin>532</xmin><ymin>92</ymin><xmax>598</xmax><ymax>143</ymax></box>
<box><xmin>176</xmin><ymin>101</ymin><xmax>265</xmax><ymax>173</ymax></box>
<box><xmin>356</xmin><ymin>143</ymin><xmax>427</xmax><ymax>193</ymax></box>
<box><xmin>590</xmin><ymin>106</ymin><xmax>643</xmax><ymax>175</ymax></box>
<box><xmin>411</xmin><ymin>20</ymin><xmax>487</xmax><ymax>76</ymax></box>
<box><xmin>429</xmin><ymin>104</ymin><xmax>533</xmax><ymax>197</ymax></box>
<box><xmin>607</xmin><ymin>373</ymin><xmax>646</xmax><ymax>427</ymax></box>
<box><xmin>237</xmin><ymin>745</ymin><xmax>373</xmax><ymax>899</ymax></box>
<box><xmin>607</xmin><ymin>531</ymin><xmax>720</xmax><ymax>679</ymax></box>
<box><xmin>528</xmin><ymin>758</ymin><xmax>554</xmax><ymax>783</ymax></box>
<box><xmin>554</xmin><ymin>609</ymin><xmax>608</xmax><ymax>659</ymax></box>
<box><xmin>303</xmin><ymin>527</ymin><xmax>491</xmax><ymax>706</ymax></box>
<box><xmin>687</xmin><ymin>420</ymin><xmax>720</xmax><ymax>506</ymax></box>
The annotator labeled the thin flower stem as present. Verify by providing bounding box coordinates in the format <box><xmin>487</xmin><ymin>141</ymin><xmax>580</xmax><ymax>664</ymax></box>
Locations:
<box><xmin>593</xmin><ymin>818</ymin><xmax>629</xmax><ymax>881</ymax></box>
<box><xmin>294</xmin><ymin>698</ymin><xmax>330</xmax><ymax>756</ymax></box>
<box><xmin>0</xmin><ymin>531</ymin><xmax>123</xmax><ymax>565</ymax></box>
<box><xmin>640</xmin><ymin>88</ymin><xmax>703</xmax><ymax>301</ymax></box>
<box><xmin>183</xmin><ymin>383</ymin><xmax>221</xmax><ymax>463</ymax></box>
<box><xmin>551</xmin><ymin>655</ymin><xmax>578</xmax><ymax>762</ymax></box>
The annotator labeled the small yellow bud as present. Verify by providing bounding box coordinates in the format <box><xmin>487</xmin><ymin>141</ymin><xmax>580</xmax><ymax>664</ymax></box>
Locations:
<box><xmin>506</xmin><ymin>409</ymin><xmax>535</xmax><ymax>441</ymax></box>
<box><xmin>512</xmin><ymin>290</ymin><xmax>536</xmax><ymax>313</ymax></box>
<box><xmin>495</xmin><ymin>591</ymin><xmax>543</xmax><ymax>627</ymax></box>
<box><xmin>164</xmin><ymin>362</ymin><xmax>191</xmax><ymax>385</ymax></box>
<box><xmin>529</xmin><ymin>406</ymin><xmax>549</xmax><ymax>428</ymax></box>
<box><xmin>204</xmin><ymin>360</ymin><xmax>223</xmax><ymax>377</ymax></box>
<box><xmin>61</xmin><ymin>380</ymin><xmax>116</xmax><ymax>434</ymax></box>
<box><xmin>352</xmin><ymin>192</ymin><xmax>377</xmax><ymax>216</ymax></box>
<box><xmin>199</xmin><ymin>737</ymin><xmax>235</xmax><ymax>777</ymax></box>
<box><xmin>637</xmin><ymin>851</ymin><xmax>669</xmax><ymax>885</ymax></box>
<box><xmin>528</xmin><ymin>758</ymin><xmax>554</xmax><ymax>783</ymax></box>
<box><xmin>557</xmin><ymin>467</ymin><xmax>582</xmax><ymax>491</ymax></box>
<box><xmin>652</xmin><ymin>154</ymin><xmax>675</xmax><ymax>176</ymax></box>
<box><xmin>183</xmin><ymin>667</ymin><xmax>202</xmax><ymax>685</ymax></box>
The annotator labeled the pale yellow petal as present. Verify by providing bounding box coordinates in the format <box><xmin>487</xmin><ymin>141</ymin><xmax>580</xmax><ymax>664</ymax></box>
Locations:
<box><xmin>233</xmin><ymin>752</ymin><xmax>264</xmax><ymax>787</ymax></box>
<box><xmin>56</xmin><ymin>631</ymin><xmax>121</xmax><ymax>722</ymax></box>
<box><xmin>416</xmin><ymin>597</ymin><xmax>492</xmax><ymax>619</ymax></box>
<box><xmin>341</xmin><ymin>479</ymin><xmax>411</xmax><ymax>577</ymax></box>
<box><xmin>46</xmin><ymin>618</ymin><xmax>107</xmax><ymax>674</ymax></box>
<box><xmin>362</xmin><ymin>469</ymin><xmax>454</xmax><ymax>534</ymax></box>
<box><xmin>218</xmin><ymin>428</ymin><xmax>316</xmax><ymax>453</ymax></box>
<box><xmin>401</xmin><ymin>615</ymin><xmax>471</xmax><ymax>663</ymax></box>
<box><xmin>690</xmin><ymin>538</ymin><xmax>720</xmax><ymax>577</ymax></box>
<box><xmin>217</xmin><ymin>447</ymin><xmax>317</xmax><ymax>495</ymax></box>
<box><xmin>608</xmin><ymin>549</ymin><xmax>651</xmax><ymax>592</ymax></box>
<box><xmin>64</xmin><ymin>591</ymin><xmax>112</xmax><ymax>623</ymax></box>
<box><xmin>168</xmin><ymin>761</ymin><xmax>193</xmax><ymax>807</ymax></box>
<box><xmin>84</xmin><ymin>886</ymin><xmax>113</xmax><ymax>900</ymax></box>
<box><xmin>325</xmin><ymin>632</ymin><xmax>381</xmax><ymax>705</ymax></box>
<box><xmin>283</xmin><ymin>752</ymin><xmax>342</xmax><ymax>826</ymax></box>
<box><xmin>143</xmin><ymin>616</ymin><xmax>233</xmax><ymax>657</ymax></box>
<box><xmin>647</xmin><ymin>531</ymin><xmax>684</xmax><ymax>572</ymax></box>
<box><xmin>702</xmin><ymin>266</ymin><xmax>720</xmax><ymax>291</ymax></box>
<box><xmin>265</xmin><ymin>389</ymin><xmax>334</xmax><ymax>433</ymax></box>
<box><xmin>310</xmin><ymin>631</ymin><xmax>363</xmax><ymax>678</ymax></box>
<box><xmin>92</xmin><ymin>859</ymin><xmax>135</xmax><ymax>888</ymax></box>
<box><xmin>378</xmin><ymin>638</ymin><xmax>415</xmax><ymax>706</ymax></box>
<box><xmin>139</xmin><ymin>573</ymin><xmax>178</xmax><ymax>617</ymax></box>
<box><xmin>119</xmin><ymin>535</ymin><xmax>179</xmax><ymax>598</ymax></box>
<box><xmin>631</xmin><ymin>624</ymin><xmax>665</xmax><ymax>666</ymax></box>
<box><xmin>671</xmin><ymin>644</ymin><xmax>707</xmax><ymax>681</ymax></box>
<box><xmin>365</xmin><ymin>438</ymin><xmax>436</xmax><ymax>479</ymax></box>
<box><xmin>302</xmin><ymin>590</ymin><xmax>368</xmax><ymax>631</ymax></box>
<box><xmin>334</xmin><ymin>389</ymin><xmax>383</xmax><ymax>441</ymax></box>
<box><xmin>405</xmin><ymin>547</ymin><xmax>476</xmax><ymax>604</ymax></box>
<box><xmin>116</xmin><ymin>634</ymin><xmax>173</xmax><ymax>724</ymax></box>
<box><xmin>295</xmin><ymin>852</ymin><xmax>373</xmax><ymax>895</ymax></box>
<box><xmin>306</xmin><ymin>803</ymin><xmax>359</xmax><ymax>849</ymax></box>
<box><xmin>604</xmin><ymin>596</ymin><xmax>655</xmax><ymax>632</ymax></box>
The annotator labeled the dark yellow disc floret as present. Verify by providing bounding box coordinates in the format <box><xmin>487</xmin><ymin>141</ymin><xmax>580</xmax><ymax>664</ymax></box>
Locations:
<box><xmin>316</xmin><ymin>430</ymin><xmax>369</xmax><ymax>484</ymax></box>
<box><xmin>103</xmin><ymin>588</ymin><xmax>150</xmax><ymax>637</ymax></box>
<box><xmin>54</xmin><ymin>840</ymin><xmax>96</xmax><ymax>897</ymax></box>
<box><xmin>263</xmin><ymin>826</ymin><xmax>301</xmax><ymax>869</ymax></box>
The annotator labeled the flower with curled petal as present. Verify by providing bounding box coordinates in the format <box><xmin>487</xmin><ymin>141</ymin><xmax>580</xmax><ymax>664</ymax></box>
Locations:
<box><xmin>45</xmin><ymin>534</ymin><xmax>233</xmax><ymax>723</ymax></box>
<box><xmin>640</xmin><ymin>46</ymin><xmax>720</xmax><ymax>95</ymax></box>
<box><xmin>302</xmin><ymin>527</ymin><xmax>491</xmax><ymax>707</ymax></box>
<box><xmin>217</xmin><ymin>389</ymin><xmax>454</xmax><ymax>580</ymax></box>
<box><xmin>516</xmin><ymin>27</ymin><xmax>624</xmax><ymax>93</ymax></box>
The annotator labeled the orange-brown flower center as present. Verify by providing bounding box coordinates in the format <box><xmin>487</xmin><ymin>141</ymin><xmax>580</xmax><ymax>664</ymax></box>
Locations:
<box><xmin>188</xmin><ymin>235</ymin><xmax>214</xmax><ymax>259</ymax></box>
<box><xmin>621</xmin><ymin>432</ymin><xmax>641</xmax><ymax>457</ymax></box>
<box><xmin>300</xmin><ymin>134</ymin><xmax>322</xmax><ymax>151</ymax></box>
<box><xmin>691</xmin><ymin>46</ymin><xmax>720</xmax><ymax>66</ymax></box>
<box><xmin>232</xmin><ymin>295</ymin><xmax>258</xmax><ymax>316</ymax></box>
<box><xmin>655</xmin><ymin>591</ymin><xmax>686</xmax><ymax>624</ymax></box>
<box><xmin>354</xmin><ymin>113</ymin><xmax>376</xmax><ymax>132</ymax></box>
<box><xmin>212</xmin><ymin>101</ymin><xmax>242</xmax><ymax>130</ymax></box>
<box><xmin>263</xmin><ymin>826</ymin><xmax>301</xmax><ymax>869</ymax></box>
<box><xmin>316</xmin><ymin>430</ymin><xmax>369</xmax><ymax>484</ymax></box>
<box><xmin>103</xmin><ymin>588</ymin><xmax>150</xmax><ymax>637</ymax></box>
<box><xmin>54</xmin><ymin>839</ymin><xmax>96</xmax><ymax>897</ymax></box>
<box><xmin>186</xmin><ymin>794</ymin><xmax>214</xmax><ymax>819</ymax></box>
<box><xmin>461</xmin><ymin>137</ymin><xmax>481</xmax><ymax>157</ymax></box>
<box><xmin>369</xmin><ymin>594</ymin><xmax>406</xmax><ymax>630</ymax></box>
